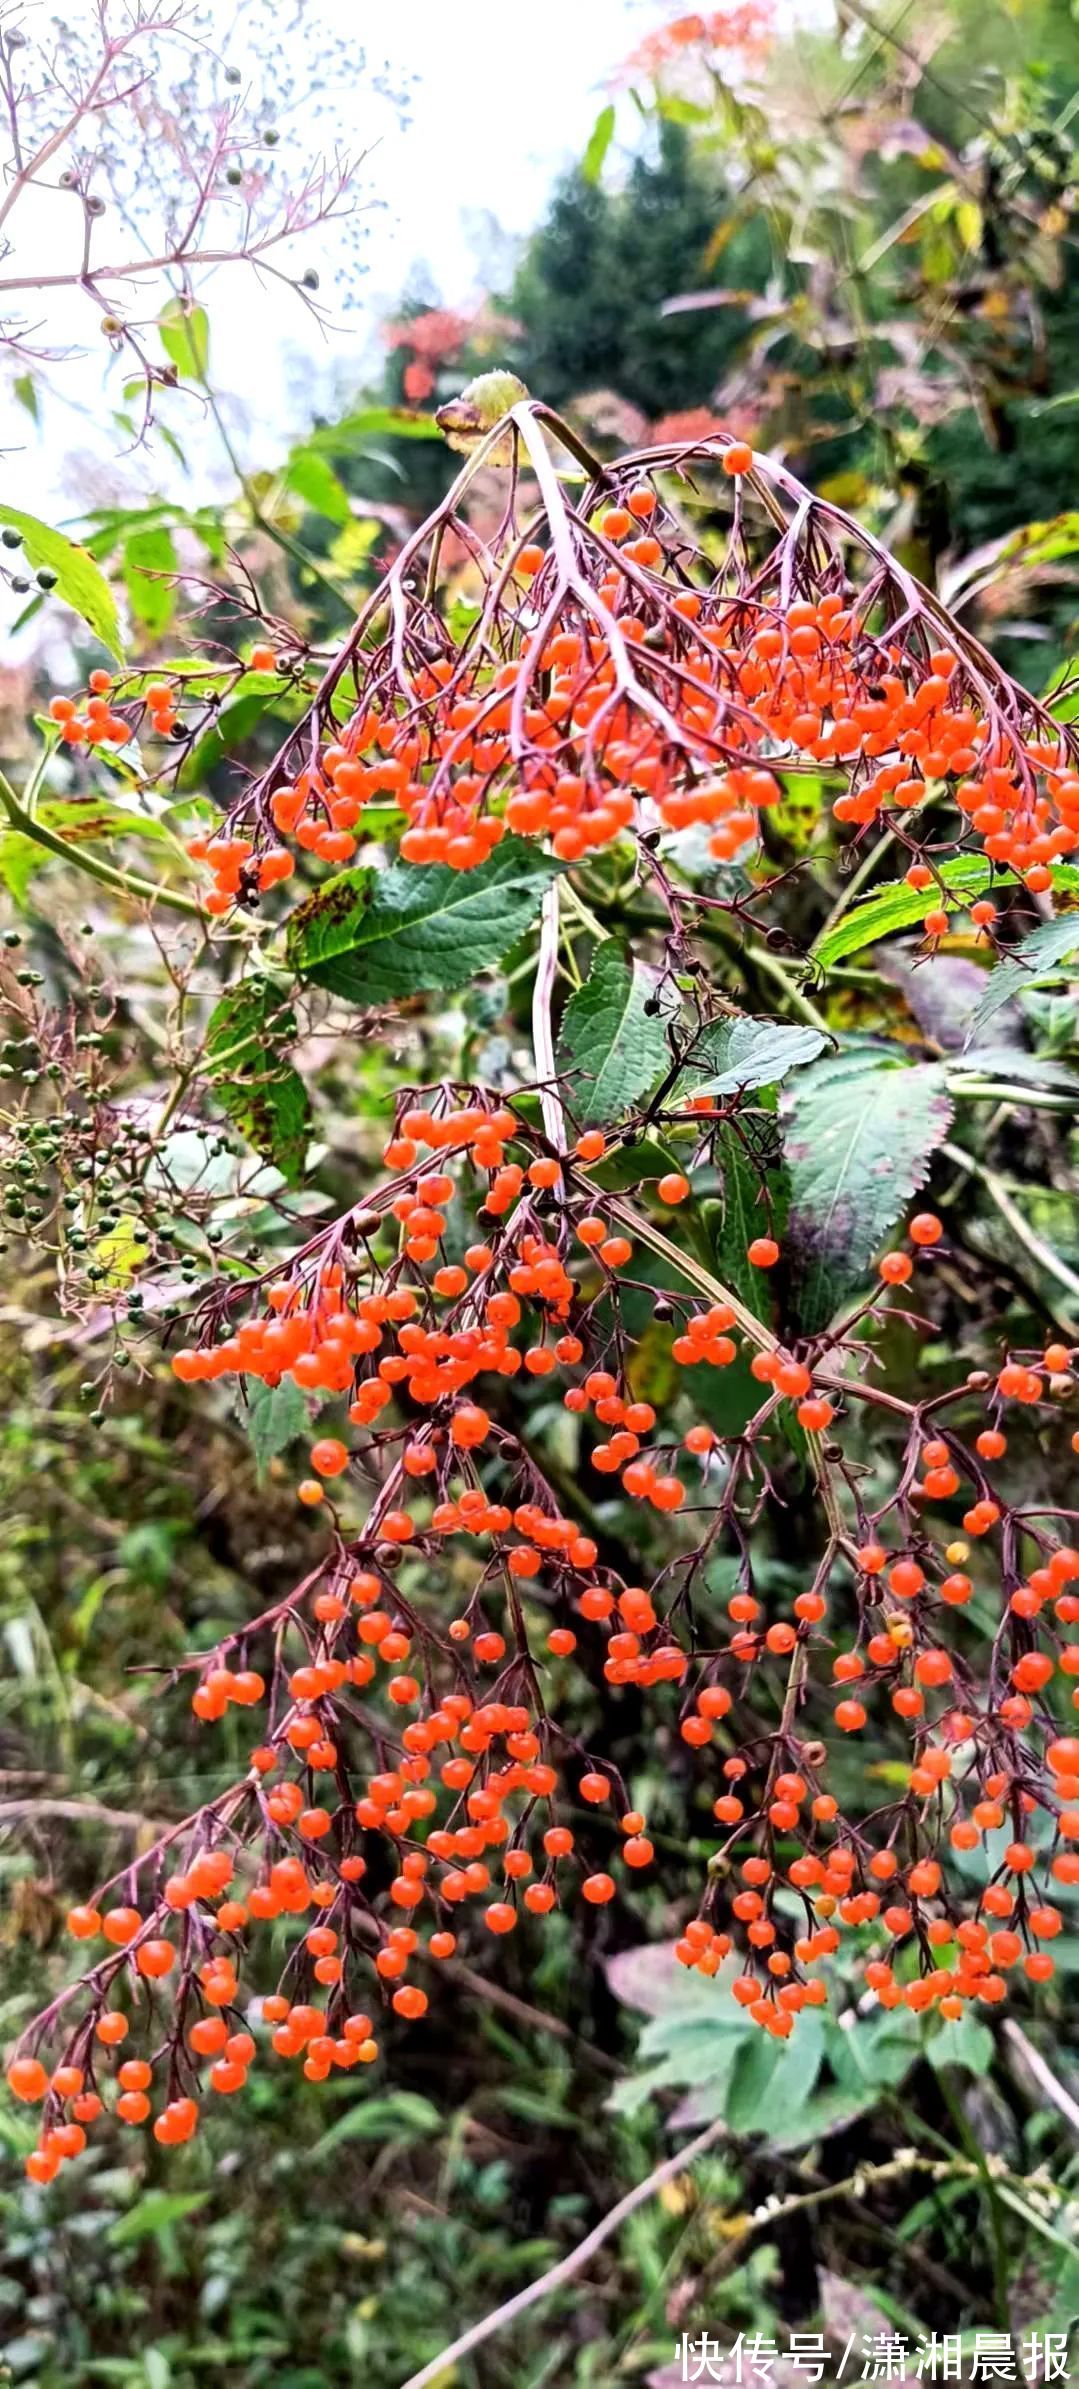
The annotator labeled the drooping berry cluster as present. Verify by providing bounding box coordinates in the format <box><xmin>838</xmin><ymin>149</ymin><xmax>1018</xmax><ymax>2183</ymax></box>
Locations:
<box><xmin>14</xmin><ymin>404</ymin><xmax>1079</xmax><ymax>2181</ymax></box>
<box><xmin>155</xmin><ymin>430</ymin><xmax>1079</xmax><ymax>926</ymax></box>
<box><xmin>11</xmin><ymin>1068</ymin><xmax>1079</xmax><ymax>2177</ymax></box>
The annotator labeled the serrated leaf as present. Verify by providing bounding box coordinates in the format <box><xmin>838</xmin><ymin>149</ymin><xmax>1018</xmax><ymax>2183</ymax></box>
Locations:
<box><xmin>967</xmin><ymin>915</ymin><xmax>1079</xmax><ymax>1039</ymax></box>
<box><xmin>678</xmin><ymin>1014</ymin><xmax>826</xmax><ymax>1097</ymax></box>
<box><xmin>159</xmin><ymin>299</ymin><xmax>209</xmax><ymax>380</ymax></box>
<box><xmin>704</xmin><ymin>1117</ymin><xmax>790</xmax><ymax>1322</ymax></box>
<box><xmin>287</xmin><ymin>838</ymin><xmax>561</xmax><ymax>1006</ymax></box>
<box><xmin>955</xmin><ymin>1046</ymin><xmax>1079</xmax><ymax>1090</ymax></box>
<box><xmin>284</xmin><ymin>445</ymin><xmax>352</xmax><ymax>525</ymax></box>
<box><xmin>122</xmin><ymin>523</ymin><xmax>177</xmax><ymax>635</ymax></box>
<box><xmin>206</xmin><ymin>981</ymin><xmax>309</xmax><ymax>1182</ymax></box>
<box><xmin>813</xmin><ymin>857</ymin><xmax>1079</xmax><ymax>971</ymax></box>
<box><xmin>0</xmin><ymin>505</ymin><xmax>122</xmax><ymax>658</ymax></box>
<box><xmin>582</xmin><ymin>101</ymin><xmax>616</xmax><ymax>182</ymax></box>
<box><xmin>245</xmin><ymin>1376</ymin><xmax>311</xmax><ymax>1476</ymax></box>
<box><xmin>783</xmin><ymin>1054</ymin><xmax>954</xmax><ymax>1331</ymax></box>
<box><xmin>557</xmin><ymin>941</ymin><xmax>672</xmax><ymax>1122</ymax></box>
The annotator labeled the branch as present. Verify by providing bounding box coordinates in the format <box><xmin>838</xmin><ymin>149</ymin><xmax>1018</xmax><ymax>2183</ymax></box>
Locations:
<box><xmin>532</xmin><ymin>882</ymin><xmax>566</xmax><ymax>1157</ymax></box>
<box><xmin>397</xmin><ymin>2139</ymin><xmax>980</xmax><ymax>2389</ymax></box>
<box><xmin>397</xmin><ymin>2114</ymin><xmax>730</xmax><ymax>2389</ymax></box>
<box><xmin>0</xmin><ymin>1798</ymin><xmax>167</xmax><ymax>1834</ymax></box>
<box><xmin>1002</xmin><ymin>2017</ymin><xmax>1079</xmax><ymax>2139</ymax></box>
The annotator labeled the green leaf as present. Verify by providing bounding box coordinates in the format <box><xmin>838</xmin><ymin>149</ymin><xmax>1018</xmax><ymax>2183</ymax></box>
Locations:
<box><xmin>591</xmin><ymin>1135</ymin><xmax>684</xmax><ymax>1192</ymax></box>
<box><xmin>656</xmin><ymin>93</ymin><xmax>713</xmax><ymax>125</ymax></box>
<box><xmin>206</xmin><ymin>981</ymin><xmax>310</xmax><ymax>1182</ymax></box>
<box><xmin>704</xmin><ymin>1116</ymin><xmax>790</xmax><ymax>1323</ymax></box>
<box><xmin>812</xmin><ymin>856</ymin><xmax>1079</xmax><ymax>972</ymax></box>
<box><xmin>245</xmin><ymin>1376</ymin><xmax>311</xmax><ymax>1476</ymax></box>
<box><xmin>954</xmin><ymin>1046</ymin><xmax>1079</xmax><ymax>1091</ymax></box>
<box><xmin>159</xmin><ymin>299</ymin><xmax>209</xmax><ymax>380</ymax></box>
<box><xmin>93</xmin><ymin>1212</ymin><xmax>150</xmax><ymax>1287</ymax></box>
<box><xmin>557</xmin><ymin>941</ymin><xmax>672</xmax><ymax>1123</ymax></box>
<box><xmin>926</xmin><ymin>2013</ymin><xmax>994</xmax><ymax>2075</ymax></box>
<box><xmin>826</xmin><ymin>2008</ymin><xmax>919</xmax><ymax>2096</ymax></box>
<box><xmin>303</xmin><ymin>407</ymin><xmax>446</xmax><ymax>451</ymax></box>
<box><xmin>696</xmin><ymin>1116</ymin><xmax>794</xmax><ymax>1440</ymax></box>
<box><xmin>288</xmin><ymin>838</ymin><xmax>561</xmax><ymax>1007</ymax></box>
<box><xmin>13</xmin><ymin>372</ymin><xmax>38</xmax><ymax>423</ymax></box>
<box><xmin>784</xmin><ymin>1053</ymin><xmax>954</xmax><ymax>1331</ymax></box>
<box><xmin>968</xmin><ymin>914</ymin><xmax>1079</xmax><ymax>1039</ymax></box>
<box><xmin>678</xmin><ymin>1015</ymin><xmax>826</xmax><ymax>1097</ymax></box>
<box><xmin>179</xmin><ymin>674</ymin><xmax>303</xmax><ymax>786</ymax></box>
<box><xmin>0</xmin><ymin>830</ymin><xmax>45</xmax><ymax>905</ymax></box>
<box><xmin>310</xmin><ymin>2091</ymin><xmax>442</xmax><ymax>2159</ymax></box>
<box><xmin>582</xmin><ymin>101</ymin><xmax>616</xmax><ymax>183</ymax></box>
<box><xmin>36</xmin><ymin>797</ymin><xmax>175</xmax><ymax>846</ymax></box>
<box><xmin>122</xmin><ymin>524</ymin><xmax>178</xmax><ymax>635</ymax></box>
<box><xmin>284</xmin><ymin>445</ymin><xmax>352</xmax><ymax>526</ymax></box>
<box><xmin>723</xmin><ymin>2010</ymin><xmax>825</xmax><ymax>2139</ymax></box>
<box><xmin>108</xmin><ymin>2191</ymin><xmax>209</xmax><ymax>2247</ymax></box>
<box><xmin>0</xmin><ymin>505</ymin><xmax>123</xmax><ymax>658</ymax></box>
<box><xmin>1043</xmin><ymin>656</ymin><xmax>1079</xmax><ymax>724</ymax></box>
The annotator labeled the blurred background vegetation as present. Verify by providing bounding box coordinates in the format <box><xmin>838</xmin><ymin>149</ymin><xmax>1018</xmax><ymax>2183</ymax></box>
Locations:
<box><xmin>6</xmin><ymin>2</ymin><xmax>1079</xmax><ymax>2383</ymax></box>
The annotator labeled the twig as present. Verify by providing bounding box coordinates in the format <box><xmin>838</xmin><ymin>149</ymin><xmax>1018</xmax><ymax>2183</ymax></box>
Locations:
<box><xmin>940</xmin><ymin>1140</ymin><xmax>1079</xmax><ymax>1322</ymax></box>
<box><xmin>533</xmin><ymin>882</ymin><xmax>566</xmax><ymax>1157</ymax></box>
<box><xmin>0</xmin><ymin>1799</ymin><xmax>167</xmax><ymax>1834</ymax></box>
<box><xmin>1002</xmin><ymin>2017</ymin><xmax>1079</xmax><ymax>2139</ymax></box>
<box><xmin>396</xmin><ymin>2114</ymin><xmax>730</xmax><ymax>2389</ymax></box>
<box><xmin>397</xmin><ymin>2143</ymin><xmax>979</xmax><ymax>2389</ymax></box>
<box><xmin>444</xmin><ymin>1958</ymin><xmax>621</xmax><ymax>2073</ymax></box>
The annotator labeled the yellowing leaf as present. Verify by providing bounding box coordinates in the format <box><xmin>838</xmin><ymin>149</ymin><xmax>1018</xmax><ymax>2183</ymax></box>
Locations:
<box><xmin>93</xmin><ymin>1214</ymin><xmax>150</xmax><ymax>1286</ymax></box>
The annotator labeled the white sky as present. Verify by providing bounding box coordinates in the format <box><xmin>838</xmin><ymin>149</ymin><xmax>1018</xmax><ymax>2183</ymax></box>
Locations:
<box><xmin>3</xmin><ymin>0</ymin><xmax>657</xmax><ymax>520</ymax></box>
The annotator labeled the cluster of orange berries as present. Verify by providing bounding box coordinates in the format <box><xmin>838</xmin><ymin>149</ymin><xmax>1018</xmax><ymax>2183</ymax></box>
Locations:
<box><xmin>166</xmin><ymin>1096</ymin><xmax>856</xmax><ymax>1543</ymax></box>
<box><xmin>153</xmin><ymin>1137</ymin><xmax>1078</xmax><ymax>2023</ymax></box>
<box><xmin>159</xmin><ymin>440</ymin><xmax>1078</xmax><ymax>934</ymax></box>
<box><xmin>47</xmin><ymin>669</ymin><xmax>126</xmax><ymax>748</ymax></box>
<box><xmin>674</xmin><ymin>1735</ymin><xmax>1076</xmax><ymax>2036</ymax></box>
<box><xmin>47</xmin><ymin>668</ymin><xmax>181</xmax><ymax>749</ymax></box>
<box><xmin>7</xmin><ymin>1648</ymin><xmax>669</xmax><ymax>2179</ymax></box>
<box><xmin>13</xmin><ymin>1022</ymin><xmax>1079</xmax><ymax>2161</ymax></box>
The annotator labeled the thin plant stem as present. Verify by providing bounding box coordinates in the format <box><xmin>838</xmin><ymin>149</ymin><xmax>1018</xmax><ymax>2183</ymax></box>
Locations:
<box><xmin>398</xmin><ymin>2145</ymin><xmax>979</xmax><ymax>2389</ymax></box>
<box><xmin>0</xmin><ymin>768</ymin><xmax>203</xmax><ymax>919</ymax></box>
<box><xmin>940</xmin><ymin>1140</ymin><xmax>1079</xmax><ymax>1319</ymax></box>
